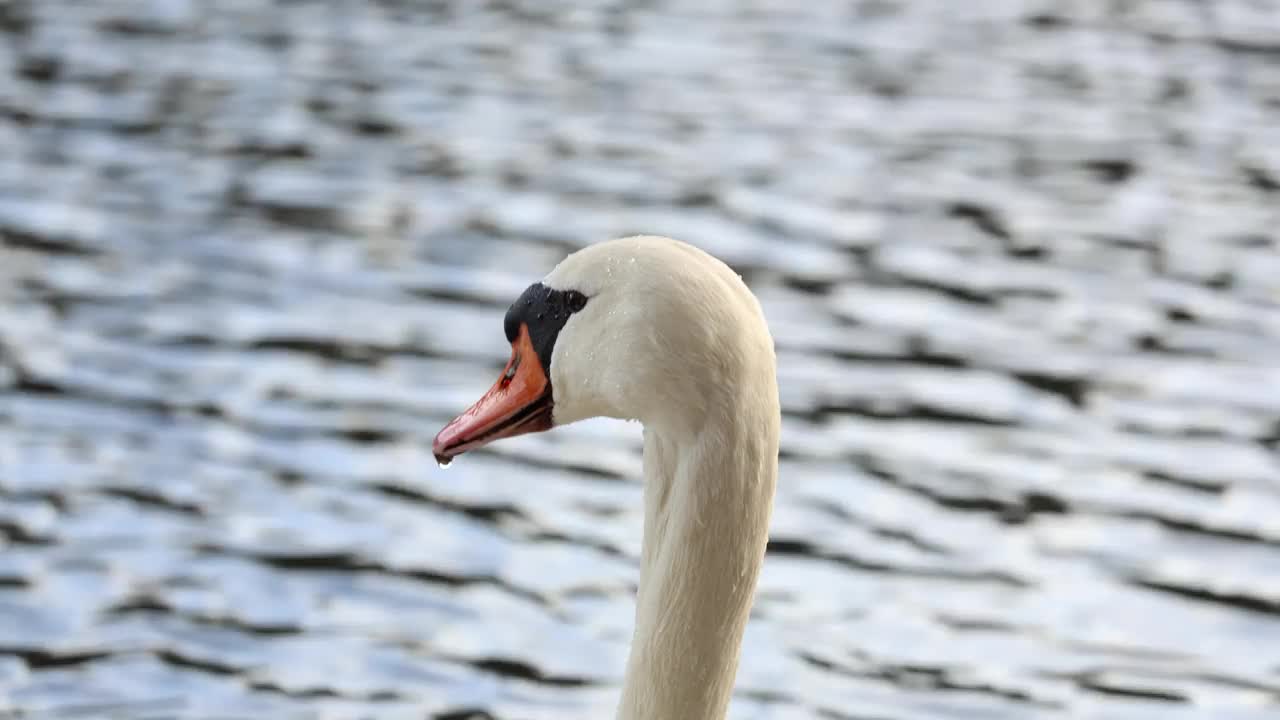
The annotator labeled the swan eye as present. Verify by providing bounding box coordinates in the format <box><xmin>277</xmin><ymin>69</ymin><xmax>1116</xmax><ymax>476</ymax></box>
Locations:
<box><xmin>504</xmin><ymin>283</ymin><xmax>586</xmax><ymax>374</ymax></box>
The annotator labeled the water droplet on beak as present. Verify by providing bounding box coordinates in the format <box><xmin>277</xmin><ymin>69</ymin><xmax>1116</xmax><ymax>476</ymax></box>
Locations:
<box><xmin>435</xmin><ymin>452</ymin><xmax>453</xmax><ymax>469</ymax></box>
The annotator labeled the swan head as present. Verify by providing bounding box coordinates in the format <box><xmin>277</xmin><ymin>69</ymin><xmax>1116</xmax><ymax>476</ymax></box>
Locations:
<box><xmin>433</xmin><ymin>235</ymin><xmax>774</xmax><ymax>463</ymax></box>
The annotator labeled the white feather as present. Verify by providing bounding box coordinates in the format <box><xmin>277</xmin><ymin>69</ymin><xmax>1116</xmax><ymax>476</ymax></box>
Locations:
<box><xmin>544</xmin><ymin>236</ymin><xmax>780</xmax><ymax>720</ymax></box>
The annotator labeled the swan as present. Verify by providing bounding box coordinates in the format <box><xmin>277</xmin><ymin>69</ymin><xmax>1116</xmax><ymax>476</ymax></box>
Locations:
<box><xmin>433</xmin><ymin>235</ymin><xmax>780</xmax><ymax>720</ymax></box>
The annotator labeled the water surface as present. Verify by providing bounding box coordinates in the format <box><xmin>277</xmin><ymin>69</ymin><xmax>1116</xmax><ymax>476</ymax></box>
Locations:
<box><xmin>2</xmin><ymin>1</ymin><xmax>1280</xmax><ymax>718</ymax></box>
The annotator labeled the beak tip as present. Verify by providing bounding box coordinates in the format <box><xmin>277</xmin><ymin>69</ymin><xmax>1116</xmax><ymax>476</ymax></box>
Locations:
<box><xmin>432</xmin><ymin>424</ymin><xmax>457</xmax><ymax>460</ymax></box>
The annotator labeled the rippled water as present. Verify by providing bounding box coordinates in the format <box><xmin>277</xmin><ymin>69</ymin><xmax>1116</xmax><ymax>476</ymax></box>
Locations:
<box><xmin>3</xmin><ymin>1</ymin><xmax>1280</xmax><ymax>718</ymax></box>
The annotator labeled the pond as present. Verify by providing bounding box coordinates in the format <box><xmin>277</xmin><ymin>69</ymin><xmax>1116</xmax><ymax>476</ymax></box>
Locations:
<box><xmin>2</xmin><ymin>1</ymin><xmax>1280</xmax><ymax>718</ymax></box>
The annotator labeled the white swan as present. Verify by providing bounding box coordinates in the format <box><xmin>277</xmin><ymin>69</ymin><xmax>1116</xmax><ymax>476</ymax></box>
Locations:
<box><xmin>433</xmin><ymin>235</ymin><xmax>780</xmax><ymax>720</ymax></box>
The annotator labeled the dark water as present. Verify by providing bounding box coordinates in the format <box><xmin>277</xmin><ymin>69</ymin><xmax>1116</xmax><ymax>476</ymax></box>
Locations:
<box><xmin>3</xmin><ymin>1</ymin><xmax>1280</xmax><ymax>718</ymax></box>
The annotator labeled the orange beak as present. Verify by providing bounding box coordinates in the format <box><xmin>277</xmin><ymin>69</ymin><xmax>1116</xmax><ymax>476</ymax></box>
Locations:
<box><xmin>433</xmin><ymin>324</ymin><xmax>553</xmax><ymax>464</ymax></box>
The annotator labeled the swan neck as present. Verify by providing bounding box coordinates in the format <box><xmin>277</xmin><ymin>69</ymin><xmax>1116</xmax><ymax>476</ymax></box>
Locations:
<box><xmin>616</xmin><ymin>415</ymin><xmax>778</xmax><ymax>720</ymax></box>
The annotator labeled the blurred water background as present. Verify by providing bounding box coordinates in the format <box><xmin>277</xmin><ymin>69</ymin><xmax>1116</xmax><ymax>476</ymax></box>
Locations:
<box><xmin>3</xmin><ymin>1</ymin><xmax>1280</xmax><ymax>718</ymax></box>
